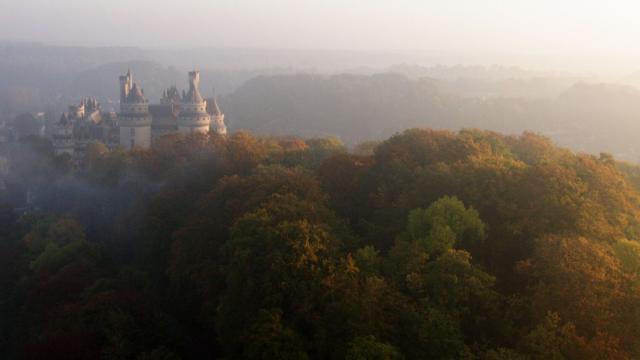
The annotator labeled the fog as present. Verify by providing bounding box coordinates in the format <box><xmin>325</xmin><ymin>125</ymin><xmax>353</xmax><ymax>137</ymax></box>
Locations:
<box><xmin>7</xmin><ymin>2</ymin><xmax>640</xmax><ymax>359</ymax></box>
<box><xmin>4</xmin><ymin>0</ymin><xmax>640</xmax><ymax>75</ymax></box>
<box><xmin>4</xmin><ymin>0</ymin><xmax>640</xmax><ymax>160</ymax></box>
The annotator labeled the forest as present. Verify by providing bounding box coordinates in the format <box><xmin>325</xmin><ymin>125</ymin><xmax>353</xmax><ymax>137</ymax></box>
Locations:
<box><xmin>2</xmin><ymin>128</ymin><xmax>640</xmax><ymax>359</ymax></box>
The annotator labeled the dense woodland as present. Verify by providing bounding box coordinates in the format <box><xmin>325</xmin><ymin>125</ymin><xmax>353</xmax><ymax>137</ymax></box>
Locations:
<box><xmin>3</xmin><ymin>128</ymin><xmax>640</xmax><ymax>359</ymax></box>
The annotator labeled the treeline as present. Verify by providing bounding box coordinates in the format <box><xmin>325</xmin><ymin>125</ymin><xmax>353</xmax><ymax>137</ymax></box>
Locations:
<box><xmin>225</xmin><ymin>74</ymin><xmax>640</xmax><ymax>161</ymax></box>
<box><xmin>3</xmin><ymin>129</ymin><xmax>640</xmax><ymax>359</ymax></box>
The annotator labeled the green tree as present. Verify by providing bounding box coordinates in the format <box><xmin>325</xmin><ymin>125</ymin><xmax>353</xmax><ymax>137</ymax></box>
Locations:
<box><xmin>386</xmin><ymin>197</ymin><xmax>501</xmax><ymax>358</ymax></box>
<box><xmin>243</xmin><ymin>309</ymin><xmax>310</xmax><ymax>360</ymax></box>
<box><xmin>218</xmin><ymin>193</ymin><xmax>342</xmax><ymax>356</ymax></box>
<box><xmin>346</xmin><ymin>335</ymin><xmax>403</xmax><ymax>360</ymax></box>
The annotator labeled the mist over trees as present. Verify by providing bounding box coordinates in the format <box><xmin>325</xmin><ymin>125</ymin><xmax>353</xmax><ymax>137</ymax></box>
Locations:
<box><xmin>4</xmin><ymin>43</ymin><xmax>640</xmax><ymax>161</ymax></box>
<box><xmin>3</xmin><ymin>129</ymin><xmax>640</xmax><ymax>358</ymax></box>
<box><xmin>225</xmin><ymin>74</ymin><xmax>640</xmax><ymax>161</ymax></box>
<box><xmin>4</xmin><ymin>42</ymin><xmax>640</xmax><ymax>358</ymax></box>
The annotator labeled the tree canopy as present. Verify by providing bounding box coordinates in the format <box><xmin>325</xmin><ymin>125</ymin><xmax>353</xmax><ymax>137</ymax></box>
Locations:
<box><xmin>2</xmin><ymin>128</ymin><xmax>640</xmax><ymax>359</ymax></box>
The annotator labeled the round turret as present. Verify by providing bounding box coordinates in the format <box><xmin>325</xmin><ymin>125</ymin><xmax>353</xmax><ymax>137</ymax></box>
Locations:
<box><xmin>207</xmin><ymin>97</ymin><xmax>227</xmax><ymax>135</ymax></box>
<box><xmin>118</xmin><ymin>71</ymin><xmax>151</xmax><ymax>150</ymax></box>
<box><xmin>178</xmin><ymin>71</ymin><xmax>211</xmax><ymax>134</ymax></box>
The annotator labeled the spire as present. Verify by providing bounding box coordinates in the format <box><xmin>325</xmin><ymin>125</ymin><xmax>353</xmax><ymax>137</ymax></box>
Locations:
<box><xmin>208</xmin><ymin>96</ymin><xmax>222</xmax><ymax>116</ymax></box>
<box><xmin>127</xmin><ymin>82</ymin><xmax>146</xmax><ymax>103</ymax></box>
<box><xmin>58</xmin><ymin>112</ymin><xmax>70</xmax><ymax>126</ymax></box>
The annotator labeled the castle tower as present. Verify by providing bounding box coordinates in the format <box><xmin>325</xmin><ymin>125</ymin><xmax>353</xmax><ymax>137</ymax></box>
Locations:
<box><xmin>53</xmin><ymin>113</ymin><xmax>75</xmax><ymax>156</ymax></box>
<box><xmin>207</xmin><ymin>97</ymin><xmax>227</xmax><ymax>135</ymax></box>
<box><xmin>178</xmin><ymin>71</ymin><xmax>211</xmax><ymax>134</ymax></box>
<box><xmin>118</xmin><ymin>71</ymin><xmax>151</xmax><ymax>150</ymax></box>
<box><xmin>160</xmin><ymin>86</ymin><xmax>181</xmax><ymax>106</ymax></box>
<box><xmin>150</xmin><ymin>86</ymin><xmax>181</xmax><ymax>141</ymax></box>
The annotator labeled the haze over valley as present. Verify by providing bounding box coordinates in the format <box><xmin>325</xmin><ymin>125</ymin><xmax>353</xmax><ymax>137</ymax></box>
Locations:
<box><xmin>6</xmin><ymin>2</ymin><xmax>640</xmax><ymax>359</ymax></box>
<box><xmin>4</xmin><ymin>43</ymin><xmax>640</xmax><ymax>160</ymax></box>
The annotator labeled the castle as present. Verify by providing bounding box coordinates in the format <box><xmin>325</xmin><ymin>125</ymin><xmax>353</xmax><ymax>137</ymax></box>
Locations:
<box><xmin>52</xmin><ymin>70</ymin><xmax>227</xmax><ymax>157</ymax></box>
<box><xmin>52</xmin><ymin>97</ymin><xmax>119</xmax><ymax>157</ymax></box>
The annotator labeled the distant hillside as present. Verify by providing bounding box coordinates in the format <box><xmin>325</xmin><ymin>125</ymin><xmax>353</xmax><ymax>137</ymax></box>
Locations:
<box><xmin>0</xmin><ymin>43</ymin><xmax>306</xmax><ymax>114</ymax></box>
<box><xmin>0</xmin><ymin>43</ymin><xmax>591</xmax><ymax>113</ymax></box>
<box><xmin>386</xmin><ymin>64</ymin><xmax>590</xmax><ymax>98</ymax></box>
<box><xmin>3</xmin><ymin>43</ymin><xmax>640</xmax><ymax>161</ymax></box>
<box><xmin>225</xmin><ymin>74</ymin><xmax>640</xmax><ymax>161</ymax></box>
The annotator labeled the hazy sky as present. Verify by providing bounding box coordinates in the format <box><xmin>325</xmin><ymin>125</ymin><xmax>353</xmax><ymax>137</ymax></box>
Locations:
<box><xmin>3</xmin><ymin>0</ymin><xmax>640</xmax><ymax>55</ymax></box>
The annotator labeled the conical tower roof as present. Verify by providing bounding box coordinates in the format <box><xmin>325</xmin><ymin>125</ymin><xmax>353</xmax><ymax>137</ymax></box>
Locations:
<box><xmin>127</xmin><ymin>83</ymin><xmax>146</xmax><ymax>103</ymax></box>
<box><xmin>207</xmin><ymin>97</ymin><xmax>222</xmax><ymax>116</ymax></box>
<box><xmin>58</xmin><ymin>113</ymin><xmax>71</xmax><ymax>126</ymax></box>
